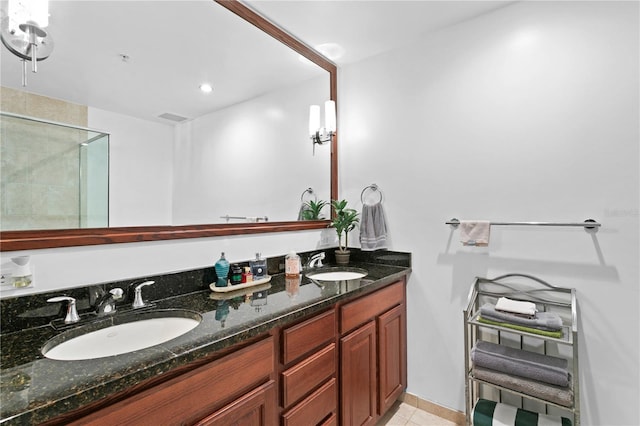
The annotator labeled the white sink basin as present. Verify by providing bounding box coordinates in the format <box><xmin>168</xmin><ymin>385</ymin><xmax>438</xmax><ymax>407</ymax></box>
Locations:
<box><xmin>43</xmin><ymin>312</ymin><xmax>200</xmax><ymax>361</ymax></box>
<box><xmin>307</xmin><ymin>268</ymin><xmax>367</xmax><ymax>281</ymax></box>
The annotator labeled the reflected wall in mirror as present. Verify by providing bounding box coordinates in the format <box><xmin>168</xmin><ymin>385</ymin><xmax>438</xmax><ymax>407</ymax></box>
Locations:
<box><xmin>0</xmin><ymin>0</ymin><xmax>338</xmax><ymax>250</ymax></box>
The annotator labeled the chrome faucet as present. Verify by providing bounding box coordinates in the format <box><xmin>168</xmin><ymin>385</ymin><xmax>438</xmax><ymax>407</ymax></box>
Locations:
<box><xmin>47</xmin><ymin>296</ymin><xmax>80</xmax><ymax>323</ymax></box>
<box><xmin>95</xmin><ymin>288</ymin><xmax>123</xmax><ymax>315</ymax></box>
<box><xmin>132</xmin><ymin>280</ymin><xmax>155</xmax><ymax>309</ymax></box>
<box><xmin>306</xmin><ymin>252</ymin><xmax>325</xmax><ymax>269</ymax></box>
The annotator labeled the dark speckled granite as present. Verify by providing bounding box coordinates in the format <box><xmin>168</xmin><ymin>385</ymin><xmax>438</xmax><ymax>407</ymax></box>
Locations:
<box><xmin>0</xmin><ymin>249</ymin><xmax>410</xmax><ymax>425</ymax></box>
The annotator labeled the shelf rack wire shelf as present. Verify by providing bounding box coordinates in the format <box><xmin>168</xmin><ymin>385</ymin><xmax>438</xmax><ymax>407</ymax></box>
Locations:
<box><xmin>463</xmin><ymin>274</ymin><xmax>579</xmax><ymax>426</ymax></box>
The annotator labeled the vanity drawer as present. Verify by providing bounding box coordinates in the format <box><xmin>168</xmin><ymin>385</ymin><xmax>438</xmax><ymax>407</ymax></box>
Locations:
<box><xmin>71</xmin><ymin>336</ymin><xmax>274</xmax><ymax>425</ymax></box>
<box><xmin>321</xmin><ymin>412</ymin><xmax>338</xmax><ymax>426</ymax></box>
<box><xmin>282</xmin><ymin>343</ymin><xmax>336</xmax><ymax>408</ymax></box>
<box><xmin>340</xmin><ymin>281</ymin><xmax>404</xmax><ymax>334</ymax></box>
<box><xmin>282</xmin><ymin>378</ymin><xmax>337</xmax><ymax>426</ymax></box>
<box><xmin>282</xmin><ymin>308</ymin><xmax>336</xmax><ymax>364</ymax></box>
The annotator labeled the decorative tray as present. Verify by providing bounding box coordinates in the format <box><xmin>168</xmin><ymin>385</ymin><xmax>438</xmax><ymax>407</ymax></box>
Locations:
<box><xmin>209</xmin><ymin>275</ymin><xmax>272</xmax><ymax>293</ymax></box>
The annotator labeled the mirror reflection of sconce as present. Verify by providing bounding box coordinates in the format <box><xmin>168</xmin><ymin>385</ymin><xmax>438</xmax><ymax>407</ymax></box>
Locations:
<box><xmin>0</xmin><ymin>0</ymin><xmax>54</xmax><ymax>86</ymax></box>
<box><xmin>309</xmin><ymin>100</ymin><xmax>336</xmax><ymax>152</ymax></box>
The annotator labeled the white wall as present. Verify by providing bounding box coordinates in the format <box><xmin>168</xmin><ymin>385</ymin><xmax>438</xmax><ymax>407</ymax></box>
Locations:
<box><xmin>172</xmin><ymin>76</ymin><xmax>330</xmax><ymax>225</ymax></box>
<box><xmin>0</xmin><ymin>229</ymin><xmax>329</xmax><ymax>296</ymax></box>
<box><xmin>88</xmin><ymin>107</ymin><xmax>174</xmax><ymax>226</ymax></box>
<box><xmin>339</xmin><ymin>1</ymin><xmax>638</xmax><ymax>424</ymax></box>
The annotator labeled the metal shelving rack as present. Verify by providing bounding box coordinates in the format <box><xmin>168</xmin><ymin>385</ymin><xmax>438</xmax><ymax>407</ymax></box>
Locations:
<box><xmin>463</xmin><ymin>274</ymin><xmax>579</xmax><ymax>425</ymax></box>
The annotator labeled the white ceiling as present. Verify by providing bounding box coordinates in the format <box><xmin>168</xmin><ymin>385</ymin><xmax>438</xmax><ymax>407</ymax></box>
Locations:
<box><xmin>0</xmin><ymin>1</ymin><xmax>515</xmax><ymax>125</ymax></box>
<box><xmin>245</xmin><ymin>0</ymin><xmax>515</xmax><ymax>65</ymax></box>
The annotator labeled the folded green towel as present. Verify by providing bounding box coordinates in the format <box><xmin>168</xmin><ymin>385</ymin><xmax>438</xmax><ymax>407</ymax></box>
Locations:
<box><xmin>473</xmin><ymin>399</ymin><xmax>572</xmax><ymax>426</ymax></box>
<box><xmin>478</xmin><ymin>316</ymin><xmax>563</xmax><ymax>339</ymax></box>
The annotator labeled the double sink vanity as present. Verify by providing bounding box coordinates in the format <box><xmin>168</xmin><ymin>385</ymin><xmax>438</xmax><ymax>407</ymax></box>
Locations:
<box><xmin>0</xmin><ymin>249</ymin><xmax>411</xmax><ymax>425</ymax></box>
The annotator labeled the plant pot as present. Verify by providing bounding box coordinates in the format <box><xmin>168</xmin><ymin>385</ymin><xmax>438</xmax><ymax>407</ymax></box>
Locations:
<box><xmin>335</xmin><ymin>250</ymin><xmax>351</xmax><ymax>265</ymax></box>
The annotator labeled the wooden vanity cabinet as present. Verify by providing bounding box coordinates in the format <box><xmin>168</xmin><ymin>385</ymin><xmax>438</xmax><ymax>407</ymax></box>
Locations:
<box><xmin>59</xmin><ymin>279</ymin><xmax>406</xmax><ymax>426</ymax></box>
<box><xmin>339</xmin><ymin>280</ymin><xmax>407</xmax><ymax>426</ymax></box>
<box><xmin>69</xmin><ymin>337</ymin><xmax>276</xmax><ymax>426</ymax></box>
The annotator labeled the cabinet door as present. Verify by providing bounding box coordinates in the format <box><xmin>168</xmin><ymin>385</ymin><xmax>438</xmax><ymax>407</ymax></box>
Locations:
<box><xmin>196</xmin><ymin>380</ymin><xmax>276</xmax><ymax>426</ymax></box>
<box><xmin>340</xmin><ymin>320</ymin><xmax>376</xmax><ymax>426</ymax></box>
<box><xmin>377</xmin><ymin>303</ymin><xmax>406</xmax><ymax>415</ymax></box>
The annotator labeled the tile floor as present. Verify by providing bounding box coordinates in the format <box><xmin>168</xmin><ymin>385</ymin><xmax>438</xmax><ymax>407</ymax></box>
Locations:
<box><xmin>377</xmin><ymin>401</ymin><xmax>460</xmax><ymax>426</ymax></box>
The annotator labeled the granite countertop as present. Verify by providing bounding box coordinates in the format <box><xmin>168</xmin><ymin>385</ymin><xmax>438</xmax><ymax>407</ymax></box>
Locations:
<box><xmin>0</xmin><ymin>256</ymin><xmax>410</xmax><ymax>425</ymax></box>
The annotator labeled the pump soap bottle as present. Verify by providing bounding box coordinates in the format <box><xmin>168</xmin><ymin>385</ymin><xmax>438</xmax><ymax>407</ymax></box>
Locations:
<box><xmin>285</xmin><ymin>251</ymin><xmax>301</xmax><ymax>277</ymax></box>
<box><xmin>214</xmin><ymin>252</ymin><xmax>230</xmax><ymax>287</ymax></box>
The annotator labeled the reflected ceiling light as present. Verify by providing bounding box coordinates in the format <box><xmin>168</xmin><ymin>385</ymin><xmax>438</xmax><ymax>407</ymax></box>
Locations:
<box><xmin>315</xmin><ymin>43</ymin><xmax>345</xmax><ymax>61</ymax></box>
<box><xmin>309</xmin><ymin>100</ymin><xmax>336</xmax><ymax>153</ymax></box>
<box><xmin>0</xmin><ymin>0</ymin><xmax>54</xmax><ymax>86</ymax></box>
<box><xmin>298</xmin><ymin>42</ymin><xmax>345</xmax><ymax>64</ymax></box>
<box><xmin>200</xmin><ymin>83</ymin><xmax>213</xmax><ymax>93</ymax></box>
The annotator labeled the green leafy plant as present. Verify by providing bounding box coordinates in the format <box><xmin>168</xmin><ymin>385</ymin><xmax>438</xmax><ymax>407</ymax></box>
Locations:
<box><xmin>301</xmin><ymin>199</ymin><xmax>328</xmax><ymax>220</ymax></box>
<box><xmin>330</xmin><ymin>199</ymin><xmax>360</xmax><ymax>252</ymax></box>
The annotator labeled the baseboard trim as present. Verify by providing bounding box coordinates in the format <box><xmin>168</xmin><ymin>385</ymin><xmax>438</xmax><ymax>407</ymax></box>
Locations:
<box><xmin>400</xmin><ymin>392</ymin><xmax>465</xmax><ymax>425</ymax></box>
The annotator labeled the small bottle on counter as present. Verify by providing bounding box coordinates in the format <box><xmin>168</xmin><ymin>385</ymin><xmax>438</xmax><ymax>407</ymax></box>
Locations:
<box><xmin>250</xmin><ymin>253</ymin><xmax>267</xmax><ymax>280</ymax></box>
<box><xmin>285</xmin><ymin>251</ymin><xmax>301</xmax><ymax>277</ymax></box>
<box><xmin>229</xmin><ymin>264</ymin><xmax>243</xmax><ymax>285</ymax></box>
<box><xmin>242</xmin><ymin>267</ymin><xmax>253</xmax><ymax>283</ymax></box>
<box><xmin>214</xmin><ymin>252</ymin><xmax>230</xmax><ymax>287</ymax></box>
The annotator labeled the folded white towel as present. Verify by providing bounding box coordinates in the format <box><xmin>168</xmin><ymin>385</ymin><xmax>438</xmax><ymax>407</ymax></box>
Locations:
<box><xmin>495</xmin><ymin>296</ymin><xmax>538</xmax><ymax>316</ymax></box>
<box><xmin>459</xmin><ymin>220</ymin><xmax>491</xmax><ymax>246</ymax></box>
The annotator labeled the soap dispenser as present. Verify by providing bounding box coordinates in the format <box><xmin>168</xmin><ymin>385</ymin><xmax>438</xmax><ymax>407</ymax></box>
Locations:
<box><xmin>285</xmin><ymin>251</ymin><xmax>301</xmax><ymax>277</ymax></box>
<box><xmin>214</xmin><ymin>252</ymin><xmax>230</xmax><ymax>287</ymax></box>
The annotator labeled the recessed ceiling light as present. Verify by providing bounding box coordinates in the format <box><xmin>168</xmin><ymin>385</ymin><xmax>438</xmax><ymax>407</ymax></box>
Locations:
<box><xmin>200</xmin><ymin>83</ymin><xmax>213</xmax><ymax>93</ymax></box>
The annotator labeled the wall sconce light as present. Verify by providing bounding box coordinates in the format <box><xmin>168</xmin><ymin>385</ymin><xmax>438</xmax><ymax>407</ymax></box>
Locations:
<box><xmin>1</xmin><ymin>0</ymin><xmax>54</xmax><ymax>87</ymax></box>
<box><xmin>309</xmin><ymin>100</ymin><xmax>336</xmax><ymax>150</ymax></box>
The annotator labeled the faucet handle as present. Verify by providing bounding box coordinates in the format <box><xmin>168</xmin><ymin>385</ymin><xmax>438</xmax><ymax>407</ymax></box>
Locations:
<box><xmin>47</xmin><ymin>296</ymin><xmax>80</xmax><ymax>323</ymax></box>
<box><xmin>132</xmin><ymin>280</ymin><xmax>154</xmax><ymax>309</ymax></box>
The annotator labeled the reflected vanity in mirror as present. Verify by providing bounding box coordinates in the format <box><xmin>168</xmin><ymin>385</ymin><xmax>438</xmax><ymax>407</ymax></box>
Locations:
<box><xmin>0</xmin><ymin>0</ymin><xmax>338</xmax><ymax>250</ymax></box>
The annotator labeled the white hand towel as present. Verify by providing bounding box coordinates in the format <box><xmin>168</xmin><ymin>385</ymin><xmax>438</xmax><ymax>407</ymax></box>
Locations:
<box><xmin>495</xmin><ymin>297</ymin><xmax>538</xmax><ymax>316</ymax></box>
<box><xmin>360</xmin><ymin>202</ymin><xmax>388</xmax><ymax>251</ymax></box>
<box><xmin>459</xmin><ymin>220</ymin><xmax>491</xmax><ymax>246</ymax></box>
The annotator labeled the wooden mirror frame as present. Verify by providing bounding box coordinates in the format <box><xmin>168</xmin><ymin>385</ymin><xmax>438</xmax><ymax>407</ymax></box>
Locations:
<box><xmin>0</xmin><ymin>0</ymin><xmax>338</xmax><ymax>251</ymax></box>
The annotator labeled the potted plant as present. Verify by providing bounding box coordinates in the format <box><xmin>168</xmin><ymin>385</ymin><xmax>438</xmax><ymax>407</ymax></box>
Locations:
<box><xmin>330</xmin><ymin>199</ymin><xmax>360</xmax><ymax>265</ymax></box>
<box><xmin>301</xmin><ymin>199</ymin><xmax>328</xmax><ymax>220</ymax></box>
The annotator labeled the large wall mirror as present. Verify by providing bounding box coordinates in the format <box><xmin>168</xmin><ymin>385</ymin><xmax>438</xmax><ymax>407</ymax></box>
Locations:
<box><xmin>0</xmin><ymin>0</ymin><xmax>338</xmax><ymax>251</ymax></box>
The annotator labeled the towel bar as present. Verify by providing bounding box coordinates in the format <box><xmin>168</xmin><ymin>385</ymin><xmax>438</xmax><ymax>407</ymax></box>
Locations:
<box><xmin>446</xmin><ymin>218</ymin><xmax>600</xmax><ymax>230</ymax></box>
<box><xmin>220</xmin><ymin>215</ymin><xmax>269</xmax><ymax>222</ymax></box>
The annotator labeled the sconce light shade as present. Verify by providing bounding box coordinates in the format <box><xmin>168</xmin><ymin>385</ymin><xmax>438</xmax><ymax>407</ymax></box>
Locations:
<box><xmin>309</xmin><ymin>105</ymin><xmax>320</xmax><ymax>137</ymax></box>
<box><xmin>308</xmin><ymin>100</ymin><xmax>336</xmax><ymax>152</ymax></box>
<box><xmin>8</xmin><ymin>0</ymin><xmax>49</xmax><ymax>30</ymax></box>
<box><xmin>1</xmin><ymin>0</ymin><xmax>54</xmax><ymax>86</ymax></box>
<box><xmin>325</xmin><ymin>100</ymin><xmax>336</xmax><ymax>133</ymax></box>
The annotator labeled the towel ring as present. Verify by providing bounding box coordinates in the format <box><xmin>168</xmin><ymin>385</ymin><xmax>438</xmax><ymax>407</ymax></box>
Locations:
<box><xmin>361</xmin><ymin>184</ymin><xmax>383</xmax><ymax>205</ymax></box>
<box><xmin>300</xmin><ymin>187</ymin><xmax>317</xmax><ymax>203</ymax></box>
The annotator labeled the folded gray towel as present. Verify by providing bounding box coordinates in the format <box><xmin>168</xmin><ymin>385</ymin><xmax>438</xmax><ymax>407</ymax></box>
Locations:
<box><xmin>359</xmin><ymin>202</ymin><xmax>387</xmax><ymax>251</ymax></box>
<box><xmin>473</xmin><ymin>366</ymin><xmax>573</xmax><ymax>407</ymax></box>
<box><xmin>480</xmin><ymin>303</ymin><xmax>563</xmax><ymax>331</ymax></box>
<box><xmin>471</xmin><ymin>340</ymin><xmax>569</xmax><ymax>387</ymax></box>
